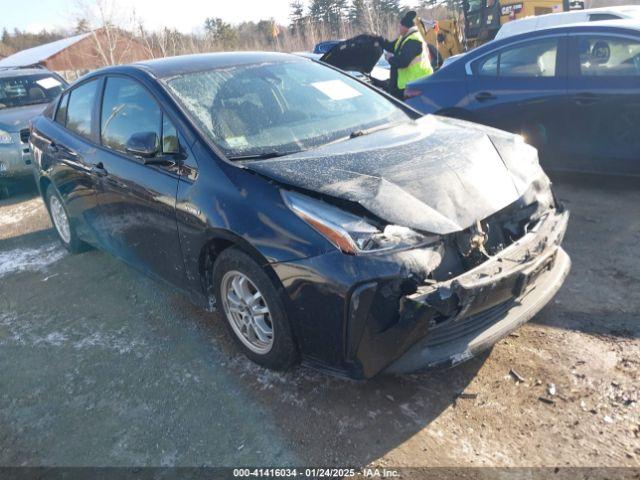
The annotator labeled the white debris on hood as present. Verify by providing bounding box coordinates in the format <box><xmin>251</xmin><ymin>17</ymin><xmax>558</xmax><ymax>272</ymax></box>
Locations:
<box><xmin>0</xmin><ymin>242</ymin><xmax>66</xmax><ymax>278</ymax></box>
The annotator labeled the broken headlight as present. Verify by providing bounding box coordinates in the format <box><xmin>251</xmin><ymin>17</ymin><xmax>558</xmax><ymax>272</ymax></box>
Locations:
<box><xmin>282</xmin><ymin>190</ymin><xmax>433</xmax><ymax>255</ymax></box>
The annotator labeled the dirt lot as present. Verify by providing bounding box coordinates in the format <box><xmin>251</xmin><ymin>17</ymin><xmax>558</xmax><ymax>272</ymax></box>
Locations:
<box><xmin>0</xmin><ymin>177</ymin><xmax>638</xmax><ymax>468</ymax></box>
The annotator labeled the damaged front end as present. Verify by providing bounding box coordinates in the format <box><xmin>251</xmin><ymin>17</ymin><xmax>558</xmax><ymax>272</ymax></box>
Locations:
<box><xmin>247</xmin><ymin>115</ymin><xmax>571</xmax><ymax>378</ymax></box>
<box><xmin>346</xmin><ymin>195</ymin><xmax>569</xmax><ymax>378</ymax></box>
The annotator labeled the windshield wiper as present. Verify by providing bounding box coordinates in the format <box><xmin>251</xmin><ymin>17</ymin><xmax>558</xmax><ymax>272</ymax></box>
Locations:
<box><xmin>228</xmin><ymin>150</ymin><xmax>302</xmax><ymax>161</ymax></box>
<box><xmin>349</xmin><ymin>121</ymin><xmax>403</xmax><ymax>139</ymax></box>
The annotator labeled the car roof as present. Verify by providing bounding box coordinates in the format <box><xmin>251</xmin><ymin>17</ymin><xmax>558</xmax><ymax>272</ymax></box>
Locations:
<box><xmin>487</xmin><ymin>18</ymin><xmax>640</xmax><ymax>49</ymax></box>
<box><xmin>130</xmin><ymin>51</ymin><xmax>306</xmax><ymax>79</ymax></box>
<box><xmin>536</xmin><ymin>17</ymin><xmax>640</xmax><ymax>34</ymax></box>
<box><xmin>0</xmin><ymin>67</ymin><xmax>55</xmax><ymax>79</ymax></box>
<box><xmin>496</xmin><ymin>6</ymin><xmax>640</xmax><ymax>38</ymax></box>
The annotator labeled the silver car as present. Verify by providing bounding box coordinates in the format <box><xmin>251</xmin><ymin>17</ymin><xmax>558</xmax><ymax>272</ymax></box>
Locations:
<box><xmin>0</xmin><ymin>68</ymin><xmax>66</xmax><ymax>198</ymax></box>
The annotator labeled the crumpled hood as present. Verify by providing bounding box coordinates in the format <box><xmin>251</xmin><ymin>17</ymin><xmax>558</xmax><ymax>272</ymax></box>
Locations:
<box><xmin>243</xmin><ymin>115</ymin><xmax>548</xmax><ymax>235</ymax></box>
<box><xmin>0</xmin><ymin>104</ymin><xmax>47</xmax><ymax>132</ymax></box>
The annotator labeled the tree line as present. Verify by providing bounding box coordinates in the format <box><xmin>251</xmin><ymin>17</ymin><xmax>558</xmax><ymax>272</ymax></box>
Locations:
<box><xmin>0</xmin><ymin>0</ymin><xmax>460</xmax><ymax>63</ymax></box>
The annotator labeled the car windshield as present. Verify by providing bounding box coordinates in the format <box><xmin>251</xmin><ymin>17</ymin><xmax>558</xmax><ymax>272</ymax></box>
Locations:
<box><xmin>0</xmin><ymin>73</ymin><xmax>64</xmax><ymax>110</ymax></box>
<box><xmin>164</xmin><ymin>59</ymin><xmax>410</xmax><ymax>158</ymax></box>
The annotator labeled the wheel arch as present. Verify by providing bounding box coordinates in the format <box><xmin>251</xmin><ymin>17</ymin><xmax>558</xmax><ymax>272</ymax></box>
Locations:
<box><xmin>198</xmin><ymin>230</ymin><xmax>286</xmax><ymax>308</ymax></box>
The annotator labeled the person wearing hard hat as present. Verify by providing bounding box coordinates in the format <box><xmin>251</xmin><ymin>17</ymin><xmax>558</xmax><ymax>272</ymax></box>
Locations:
<box><xmin>377</xmin><ymin>10</ymin><xmax>433</xmax><ymax>99</ymax></box>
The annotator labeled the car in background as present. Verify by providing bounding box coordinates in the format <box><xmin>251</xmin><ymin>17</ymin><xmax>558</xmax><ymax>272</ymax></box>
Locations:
<box><xmin>313</xmin><ymin>40</ymin><xmax>342</xmax><ymax>54</ymax></box>
<box><xmin>296</xmin><ymin>47</ymin><xmax>390</xmax><ymax>82</ymax></box>
<box><xmin>495</xmin><ymin>5</ymin><xmax>640</xmax><ymax>40</ymax></box>
<box><xmin>0</xmin><ymin>68</ymin><xmax>66</xmax><ymax>197</ymax></box>
<box><xmin>405</xmin><ymin>20</ymin><xmax>640</xmax><ymax>176</ymax></box>
<box><xmin>30</xmin><ymin>52</ymin><xmax>569</xmax><ymax>379</ymax></box>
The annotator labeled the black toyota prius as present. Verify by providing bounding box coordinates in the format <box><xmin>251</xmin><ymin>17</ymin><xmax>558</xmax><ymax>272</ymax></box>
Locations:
<box><xmin>30</xmin><ymin>52</ymin><xmax>570</xmax><ymax>379</ymax></box>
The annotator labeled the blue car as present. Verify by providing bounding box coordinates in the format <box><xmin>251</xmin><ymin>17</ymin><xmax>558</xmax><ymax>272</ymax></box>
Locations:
<box><xmin>405</xmin><ymin>19</ymin><xmax>640</xmax><ymax>176</ymax></box>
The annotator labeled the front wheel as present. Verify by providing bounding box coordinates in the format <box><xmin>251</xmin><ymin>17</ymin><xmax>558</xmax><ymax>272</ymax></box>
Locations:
<box><xmin>45</xmin><ymin>184</ymin><xmax>87</xmax><ymax>253</ymax></box>
<box><xmin>212</xmin><ymin>248</ymin><xmax>298</xmax><ymax>370</ymax></box>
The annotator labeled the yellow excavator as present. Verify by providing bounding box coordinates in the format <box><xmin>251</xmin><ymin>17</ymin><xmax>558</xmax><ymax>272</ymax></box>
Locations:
<box><xmin>414</xmin><ymin>0</ymin><xmax>585</xmax><ymax>65</ymax></box>
<box><xmin>414</xmin><ymin>17</ymin><xmax>465</xmax><ymax>69</ymax></box>
<box><xmin>462</xmin><ymin>0</ymin><xmax>584</xmax><ymax>47</ymax></box>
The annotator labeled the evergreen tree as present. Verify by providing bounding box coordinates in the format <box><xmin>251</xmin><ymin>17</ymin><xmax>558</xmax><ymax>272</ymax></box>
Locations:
<box><xmin>348</xmin><ymin>0</ymin><xmax>371</xmax><ymax>30</ymax></box>
<box><xmin>289</xmin><ymin>0</ymin><xmax>306</xmax><ymax>33</ymax></box>
<box><xmin>372</xmin><ymin>0</ymin><xmax>401</xmax><ymax>17</ymax></box>
<box><xmin>204</xmin><ymin>17</ymin><xmax>237</xmax><ymax>49</ymax></box>
<box><xmin>309</xmin><ymin>0</ymin><xmax>349</xmax><ymax>35</ymax></box>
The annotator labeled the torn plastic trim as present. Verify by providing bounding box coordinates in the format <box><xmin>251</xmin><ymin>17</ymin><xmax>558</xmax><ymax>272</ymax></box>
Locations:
<box><xmin>349</xmin><ymin>207</ymin><xmax>569</xmax><ymax>378</ymax></box>
<box><xmin>405</xmin><ymin>208</ymin><xmax>569</xmax><ymax>324</ymax></box>
<box><xmin>386</xmin><ymin>248</ymin><xmax>571</xmax><ymax>374</ymax></box>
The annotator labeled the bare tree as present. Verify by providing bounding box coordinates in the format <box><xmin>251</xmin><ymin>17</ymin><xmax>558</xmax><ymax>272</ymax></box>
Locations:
<box><xmin>73</xmin><ymin>0</ymin><xmax>137</xmax><ymax>66</ymax></box>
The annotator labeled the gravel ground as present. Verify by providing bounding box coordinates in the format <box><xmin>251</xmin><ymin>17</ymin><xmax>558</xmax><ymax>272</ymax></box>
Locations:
<box><xmin>0</xmin><ymin>177</ymin><xmax>638</xmax><ymax>468</ymax></box>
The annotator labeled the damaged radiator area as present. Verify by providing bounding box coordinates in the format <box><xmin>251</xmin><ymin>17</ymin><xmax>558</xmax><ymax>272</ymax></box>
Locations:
<box><xmin>347</xmin><ymin>201</ymin><xmax>568</xmax><ymax>378</ymax></box>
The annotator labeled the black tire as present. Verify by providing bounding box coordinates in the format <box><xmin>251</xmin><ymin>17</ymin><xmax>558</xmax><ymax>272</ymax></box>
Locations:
<box><xmin>212</xmin><ymin>247</ymin><xmax>298</xmax><ymax>370</ymax></box>
<box><xmin>45</xmin><ymin>184</ymin><xmax>87</xmax><ymax>253</ymax></box>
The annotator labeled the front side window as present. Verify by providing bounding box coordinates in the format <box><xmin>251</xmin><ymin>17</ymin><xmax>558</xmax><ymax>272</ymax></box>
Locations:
<box><xmin>477</xmin><ymin>39</ymin><xmax>559</xmax><ymax>77</ymax></box>
<box><xmin>164</xmin><ymin>59</ymin><xmax>409</xmax><ymax>159</ymax></box>
<box><xmin>101</xmin><ymin>77</ymin><xmax>162</xmax><ymax>154</ymax></box>
<box><xmin>577</xmin><ymin>36</ymin><xmax>640</xmax><ymax>77</ymax></box>
<box><xmin>0</xmin><ymin>74</ymin><xmax>65</xmax><ymax>110</ymax></box>
<box><xmin>66</xmin><ymin>80</ymin><xmax>99</xmax><ymax>139</ymax></box>
<box><xmin>55</xmin><ymin>92</ymin><xmax>69</xmax><ymax>125</ymax></box>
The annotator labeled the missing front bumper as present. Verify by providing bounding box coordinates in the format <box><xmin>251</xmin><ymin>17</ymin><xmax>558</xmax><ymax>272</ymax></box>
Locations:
<box><xmin>385</xmin><ymin>247</ymin><xmax>570</xmax><ymax>374</ymax></box>
<box><xmin>349</xmin><ymin>209</ymin><xmax>570</xmax><ymax>377</ymax></box>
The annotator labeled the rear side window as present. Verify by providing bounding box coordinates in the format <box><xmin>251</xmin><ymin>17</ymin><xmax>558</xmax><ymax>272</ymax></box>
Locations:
<box><xmin>101</xmin><ymin>77</ymin><xmax>161</xmax><ymax>154</ymax></box>
<box><xmin>55</xmin><ymin>92</ymin><xmax>69</xmax><ymax>125</ymax></box>
<box><xmin>66</xmin><ymin>80</ymin><xmax>99</xmax><ymax>139</ymax></box>
<box><xmin>577</xmin><ymin>35</ymin><xmax>640</xmax><ymax>77</ymax></box>
<box><xmin>477</xmin><ymin>38</ymin><xmax>559</xmax><ymax>77</ymax></box>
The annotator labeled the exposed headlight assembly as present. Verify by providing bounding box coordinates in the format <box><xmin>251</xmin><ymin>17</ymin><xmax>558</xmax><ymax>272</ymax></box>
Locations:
<box><xmin>282</xmin><ymin>190</ymin><xmax>434</xmax><ymax>255</ymax></box>
<box><xmin>0</xmin><ymin>130</ymin><xmax>13</xmax><ymax>145</ymax></box>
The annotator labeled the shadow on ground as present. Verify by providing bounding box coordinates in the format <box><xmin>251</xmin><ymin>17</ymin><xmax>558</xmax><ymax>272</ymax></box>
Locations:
<box><xmin>1</xmin><ymin>176</ymin><xmax>638</xmax><ymax>466</ymax></box>
<box><xmin>0</xmin><ymin>225</ymin><xmax>486</xmax><ymax>466</ymax></box>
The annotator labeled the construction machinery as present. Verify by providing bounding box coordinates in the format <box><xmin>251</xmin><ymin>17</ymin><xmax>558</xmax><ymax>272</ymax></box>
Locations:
<box><xmin>462</xmin><ymin>0</ymin><xmax>585</xmax><ymax>48</ymax></box>
<box><xmin>413</xmin><ymin>0</ymin><xmax>586</xmax><ymax>64</ymax></box>
<box><xmin>414</xmin><ymin>17</ymin><xmax>465</xmax><ymax>69</ymax></box>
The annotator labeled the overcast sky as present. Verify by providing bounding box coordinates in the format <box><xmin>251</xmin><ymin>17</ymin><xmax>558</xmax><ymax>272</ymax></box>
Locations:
<box><xmin>0</xmin><ymin>0</ymin><xmax>414</xmax><ymax>34</ymax></box>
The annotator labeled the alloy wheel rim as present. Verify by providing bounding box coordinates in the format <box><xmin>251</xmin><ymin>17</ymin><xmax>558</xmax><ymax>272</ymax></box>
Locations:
<box><xmin>220</xmin><ymin>270</ymin><xmax>273</xmax><ymax>354</ymax></box>
<box><xmin>49</xmin><ymin>195</ymin><xmax>71</xmax><ymax>244</ymax></box>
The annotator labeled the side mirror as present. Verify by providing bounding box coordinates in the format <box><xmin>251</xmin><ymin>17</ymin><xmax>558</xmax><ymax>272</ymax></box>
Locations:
<box><xmin>125</xmin><ymin>131</ymin><xmax>159</xmax><ymax>158</ymax></box>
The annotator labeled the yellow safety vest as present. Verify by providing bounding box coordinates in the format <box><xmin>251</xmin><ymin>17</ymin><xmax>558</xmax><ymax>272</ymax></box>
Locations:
<box><xmin>393</xmin><ymin>30</ymin><xmax>433</xmax><ymax>90</ymax></box>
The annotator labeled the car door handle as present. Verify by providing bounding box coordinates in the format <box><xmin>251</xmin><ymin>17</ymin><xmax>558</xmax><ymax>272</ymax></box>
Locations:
<box><xmin>475</xmin><ymin>91</ymin><xmax>497</xmax><ymax>102</ymax></box>
<box><xmin>91</xmin><ymin>162</ymin><xmax>108</xmax><ymax>177</ymax></box>
<box><xmin>572</xmin><ymin>92</ymin><xmax>599</xmax><ymax>106</ymax></box>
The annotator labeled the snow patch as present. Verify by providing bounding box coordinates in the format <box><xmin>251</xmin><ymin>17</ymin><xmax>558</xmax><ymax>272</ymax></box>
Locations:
<box><xmin>0</xmin><ymin>198</ymin><xmax>43</xmax><ymax>227</ymax></box>
<box><xmin>0</xmin><ymin>242</ymin><xmax>66</xmax><ymax>278</ymax></box>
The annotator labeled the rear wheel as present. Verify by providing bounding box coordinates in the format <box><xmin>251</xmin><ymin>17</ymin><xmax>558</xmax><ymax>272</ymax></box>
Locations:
<box><xmin>212</xmin><ymin>248</ymin><xmax>298</xmax><ymax>370</ymax></box>
<box><xmin>45</xmin><ymin>184</ymin><xmax>87</xmax><ymax>253</ymax></box>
